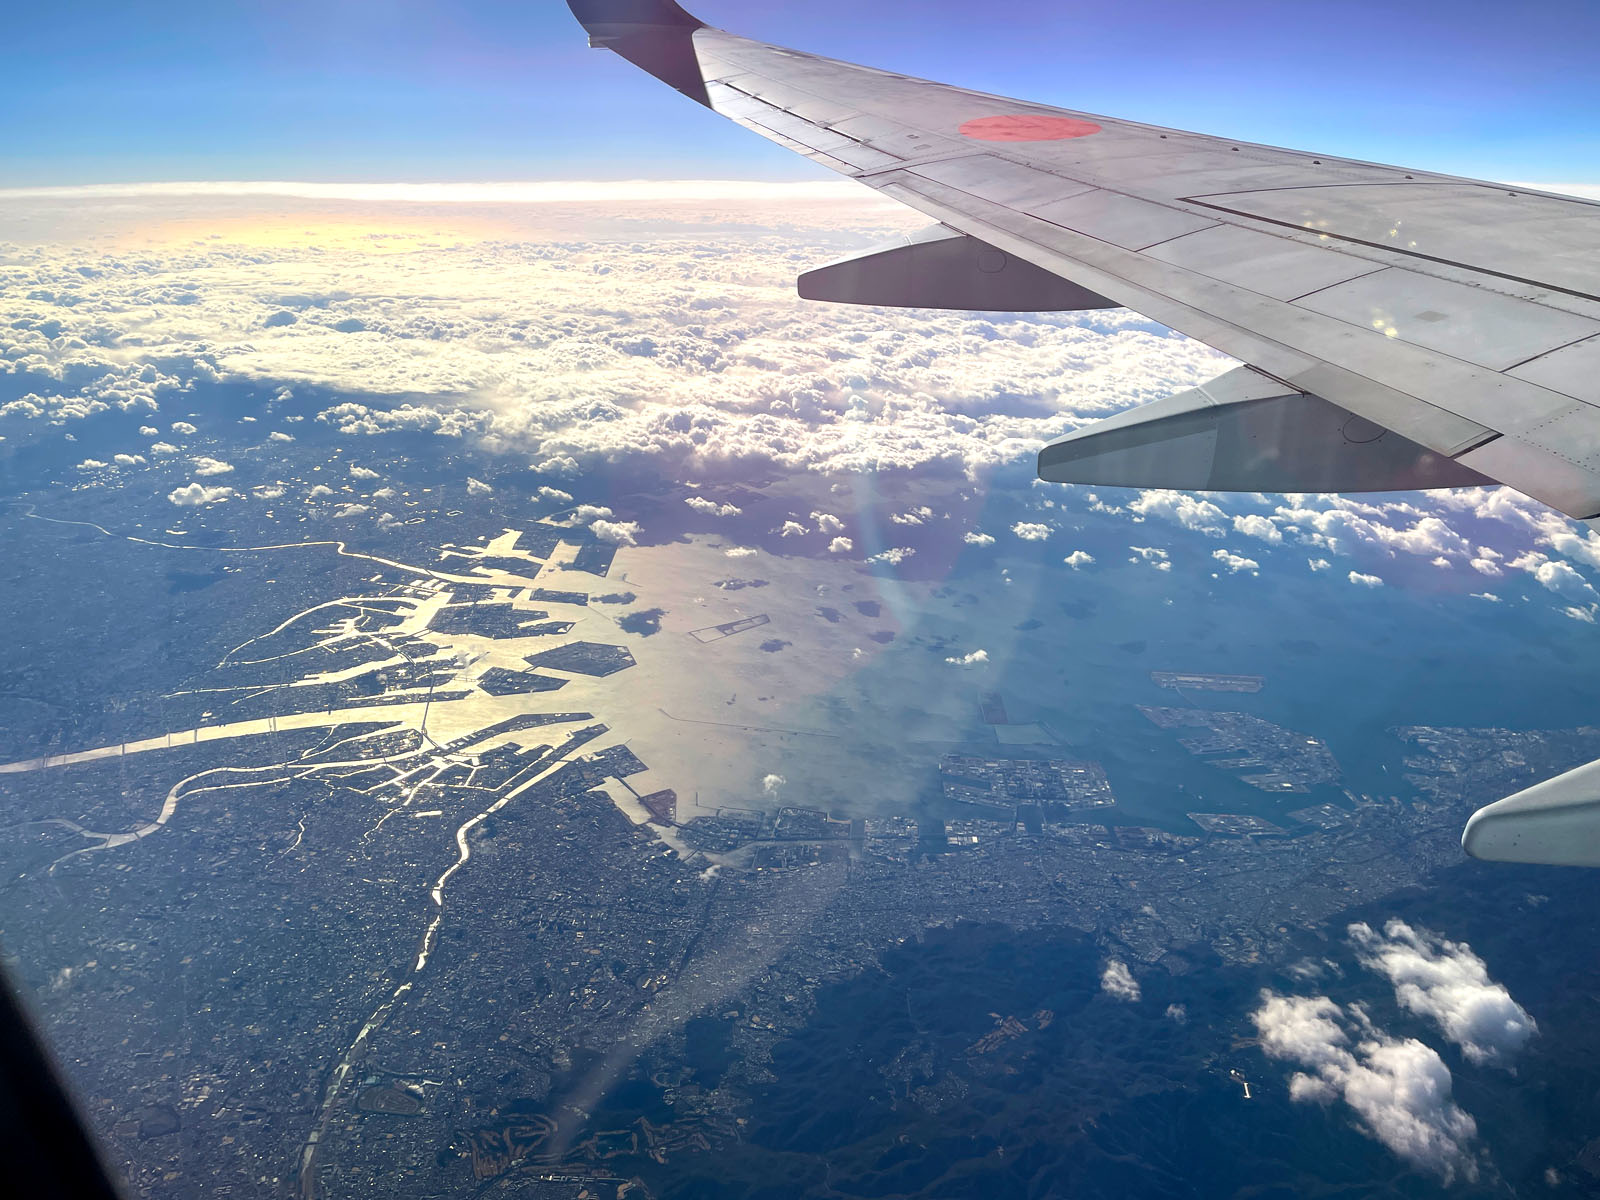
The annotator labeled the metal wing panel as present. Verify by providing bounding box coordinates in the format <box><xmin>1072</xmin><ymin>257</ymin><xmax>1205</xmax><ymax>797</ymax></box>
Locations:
<box><xmin>570</xmin><ymin>2</ymin><xmax>1600</xmax><ymax>516</ymax></box>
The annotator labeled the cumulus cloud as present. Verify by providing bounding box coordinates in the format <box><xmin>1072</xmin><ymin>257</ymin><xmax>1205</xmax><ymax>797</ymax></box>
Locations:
<box><xmin>139</xmin><ymin>425</ymin><xmax>160</xmax><ymax>437</ymax></box>
<box><xmin>828</xmin><ymin>536</ymin><xmax>853</xmax><ymax>554</ymax></box>
<box><xmin>75</xmin><ymin>459</ymin><xmax>108</xmax><ymax>470</ymax></box>
<box><xmin>1130</xmin><ymin>490</ymin><xmax>1227</xmax><ymax>535</ymax></box>
<box><xmin>1510</xmin><ymin>553</ymin><xmax>1597</xmax><ymax>602</ymax></box>
<box><xmin>1129</xmin><ymin>545</ymin><xmax>1172</xmax><ymax>571</ymax></box>
<box><xmin>254</xmin><ymin>485</ymin><xmax>286</xmax><ymax>500</ymax></box>
<box><xmin>1012</xmin><ymin>521</ymin><xmax>1052</xmax><ymax>541</ymax></box>
<box><xmin>1101</xmin><ymin>960</ymin><xmax>1141</xmax><ymax>1002</ymax></box>
<box><xmin>1165</xmin><ymin>1003</ymin><xmax>1188</xmax><ymax>1024</ymax></box>
<box><xmin>572</xmin><ymin>504</ymin><xmax>613</xmax><ymax>523</ymax></box>
<box><xmin>268</xmin><ymin>431</ymin><xmax>295</xmax><ymax>443</ymax></box>
<box><xmin>1234</xmin><ymin>513</ymin><xmax>1283</xmax><ymax>543</ymax></box>
<box><xmin>779</xmin><ymin>520</ymin><xmax>807</xmax><ymax>537</ymax></box>
<box><xmin>725</xmin><ymin>546</ymin><xmax>757</xmax><ymax>558</ymax></box>
<box><xmin>0</xmin><ymin>190</ymin><xmax>1233</xmax><ymax>487</ymax></box>
<box><xmin>963</xmin><ymin>531</ymin><xmax>996</xmax><ymax>546</ymax></box>
<box><xmin>150</xmin><ymin>441</ymin><xmax>181</xmax><ymax>455</ymax></box>
<box><xmin>1349</xmin><ymin>571</ymin><xmax>1384</xmax><ymax>588</ymax></box>
<box><xmin>1308</xmin><ymin>558</ymin><xmax>1331</xmax><ymax>571</ymax></box>
<box><xmin>1213</xmin><ymin>548</ymin><xmax>1260</xmax><ymax>575</ymax></box>
<box><xmin>944</xmin><ymin>649</ymin><xmax>989</xmax><ymax>667</ymax></box>
<box><xmin>349</xmin><ymin>465</ymin><xmax>380</xmax><ymax>480</ymax></box>
<box><xmin>591</xmin><ymin>519</ymin><xmax>640</xmax><ymax>546</ymax></box>
<box><xmin>812</xmin><ymin>512</ymin><xmax>845</xmax><ymax>534</ymax></box>
<box><xmin>332</xmin><ymin>503</ymin><xmax>370</xmax><ymax>519</ymax></box>
<box><xmin>762</xmin><ymin>773</ymin><xmax>785</xmax><ymax>798</ymax></box>
<box><xmin>867</xmin><ymin>547</ymin><xmax>915</xmax><ymax>566</ymax></box>
<box><xmin>171</xmin><ymin>421</ymin><xmax>197</xmax><ymax>435</ymax></box>
<box><xmin>1252</xmin><ymin>991</ymin><xmax>1479</xmax><ymax>1183</ymax></box>
<box><xmin>113</xmin><ymin>454</ymin><xmax>145</xmax><ymax>466</ymax></box>
<box><xmin>466</xmin><ymin>477</ymin><xmax>493</xmax><ymax>496</ymax></box>
<box><xmin>191</xmin><ymin>456</ymin><xmax>233</xmax><ymax>476</ymax></box>
<box><xmin>1063</xmin><ymin>550</ymin><xmax>1094</xmax><ymax>569</ymax></box>
<box><xmin>307</xmin><ymin>484</ymin><xmax>335</xmax><ymax>499</ymax></box>
<box><xmin>168</xmin><ymin>482</ymin><xmax>234</xmax><ymax>506</ymax></box>
<box><xmin>685</xmin><ymin>495</ymin><xmax>740</xmax><ymax>517</ymax></box>
<box><xmin>1348</xmin><ymin>921</ymin><xmax>1536</xmax><ymax>1069</ymax></box>
<box><xmin>536</xmin><ymin>486</ymin><xmax>573</xmax><ymax>504</ymax></box>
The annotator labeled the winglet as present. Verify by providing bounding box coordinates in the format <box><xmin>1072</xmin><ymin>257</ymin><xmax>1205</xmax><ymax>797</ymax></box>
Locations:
<box><xmin>566</xmin><ymin>1</ymin><xmax>712</xmax><ymax>106</ymax></box>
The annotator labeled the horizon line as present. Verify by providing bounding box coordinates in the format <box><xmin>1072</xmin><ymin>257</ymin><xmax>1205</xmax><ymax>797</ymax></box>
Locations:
<box><xmin>2</xmin><ymin>179</ymin><xmax>1597</xmax><ymax>204</ymax></box>
<box><xmin>0</xmin><ymin>179</ymin><xmax>891</xmax><ymax>204</ymax></box>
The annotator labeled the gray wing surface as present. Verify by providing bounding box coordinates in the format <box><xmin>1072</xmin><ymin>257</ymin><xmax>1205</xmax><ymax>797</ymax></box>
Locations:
<box><xmin>569</xmin><ymin>0</ymin><xmax>1600</xmax><ymax>866</ymax></box>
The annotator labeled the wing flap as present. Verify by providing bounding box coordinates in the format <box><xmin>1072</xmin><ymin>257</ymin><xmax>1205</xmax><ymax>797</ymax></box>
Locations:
<box><xmin>1039</xmin><ymin>365</ymin><xmax>1492</xmax><ymax>493</ymax></box>
<box><xmin>798</xmin><ymin>224</ymin><xmax>1116</xmax><ymax>312</ymax></box>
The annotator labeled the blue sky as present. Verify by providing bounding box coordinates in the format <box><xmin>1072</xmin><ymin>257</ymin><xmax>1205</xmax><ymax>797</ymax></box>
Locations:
<box><xmin>5</xmin><ymin>0</ymin><xmax>1599</xmax><ymax>186</ymax></box>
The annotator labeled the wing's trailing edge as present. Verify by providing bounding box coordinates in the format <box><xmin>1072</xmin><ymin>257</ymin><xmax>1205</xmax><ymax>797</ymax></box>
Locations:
<box><xmin>1039</xmin><ymin>366</ymin><xmax>1492</xmax><ymax>493</ymax></box>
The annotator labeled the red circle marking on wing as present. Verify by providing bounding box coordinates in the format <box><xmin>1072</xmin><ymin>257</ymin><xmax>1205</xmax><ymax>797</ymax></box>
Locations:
<box><xmin>959</xmin><ymin>115</ymin><xmax>1102</xmax><ymax>142</ymax></box>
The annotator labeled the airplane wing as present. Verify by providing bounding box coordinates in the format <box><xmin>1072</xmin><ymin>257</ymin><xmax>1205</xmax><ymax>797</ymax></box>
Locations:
<box><xmin>568</xmin><ymin>1</ymin><xmax>1600</xmax><ymax>867</ymax></box>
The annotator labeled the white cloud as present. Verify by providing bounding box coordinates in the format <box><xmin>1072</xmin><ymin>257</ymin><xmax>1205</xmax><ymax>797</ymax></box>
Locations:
<box><xmin>779</xmin><ymin>520</ymin><xmax>808</xmax><ymax>537</ymax></box>
<box><xmin>150</xmin><ymin>441</ymin><xmax>181</xmax><ymax>455</ymax></box>
<box><xmin>371</xmin><ymin>487</ymin><xmax>397</xmax><ymax>499</ymax></box>
<box><xmin>466</xmin><ymin>476</ymin><xmax>493</xmax><ymax>496</ymax></box>
<box><xmin>307</xmin><ymin>484</ymin><xmax>336</xmax><ymax>499</ymax></box>
<box><xmin>867</xmin><ymin>547</ymin><xmax>915</xmax><ymax>566</ymax></box>
<box><xmin>0</xmin><ymin>192</ymin><xmax>1230</xmax><ymax>484</ymax></box>
<box><xmin>828</xmin><ymin>536</ymin><xmax>853</xmax><ymax>554</ymax></box>
<box><xmin>1130</xmin><ymin>490</ymin><xmax>1227</xmax><ymax>536</ymax></box>
<box><xmin>1101</xmin><ymin>960</ymin><xmax>1141</xmax><ymax>1002</ymax></box>
<box><xmin>963</xmin><ymin>531</ymin><xmax>996</xmax><ymax>546</ymax></box>
<box><xmin>168</xmin><ymin>482</ymin><xmax>234</xmax><ymax>506</ymax></box>
<box><xmin>1164</xmin><ymin>1004</ymin><xmax>1188</xmax><ymax>1024</ymax></box>
<box><xmin>892</xmin><ymin>506</ymin><xmax>933</xmax><ymax>526</ymax></box>
<box><xmin>536</xmin><ymin>486</ymin><xmax>573</xmax><ymax>504</ymax></box>
<box><xmin>725</xmin><ymin>546</ymin><xmax>757</xmax><ymax>558</ymax></box>
<box><xmin>591</xmin><ymin>519</ymin><xmax>640</xmax><ymax>546</ymax></box>
<box><xmin>254</xmin><ymin>485</ymin><xmax>286</xmax><ymax>500</ymax></box>
<box><xmin>685</xmin><ymin>495</ymin><xmax>740</xmax><ymax>517</ymax></box>
<box><xmin>1470</xmin><ymin>592</ymin><xmax>1500</xmax><ymax>602</ymax></box>
<box><xmin>1212</xmin><ymin>548</ymin><xmax>1260</xmax><ymax>575</ymax></box>
<box><xmin>139</xmin><ymin>425</ymin><xmax>160</xmax><ymax>437</ymax></box>
<box><xmin>1252</xmin><ymin>991</ymin><xmax>1480</xmax><ymax>1183</ymax></box>
<box><xmin>1233</xmin><ymin>513</ymin><xmax>1283</xmax><ymax>543</ymax></box>
<box><xmin>1308</xmin><ymin>558</ymin><xmax>1331</xmax><ymax>571</ymax></box>
<box><xmin>762</xmin><ymin>773</ymin><xmax>785</xmax><ymax>798</ymax></box>
<box><xmin>170</xmin><ymin>421</ymin><xmax>197</xmax><ymax>435</ymax></box>
<box><xmin>1012</xmin><ymin>521</ymin><xmax>1052</xmax><ymax>541</ymax></box>
<box><xmin>1510</xmin><ymin>553</ymin><xmax>1598</xmax><ymax>602</ymax></box>
<box><xmin>1349</xmin><ymin>571</ymin><xmax>1384</xmax><ymax>588</ymax></box>
<box><xmin>1129</xmin><ymin>545</ymin><xmax>1172</xmax><ymax>571</ymax></box>
<box><xmin>812</xmin><ymin>512</ymin><xmax>845</xmax><ymax>533</ymax></box>
<box><xmin>1348</xmin><ymin>921</ymin><xmax>1536</xmax><ymax>1069</ymax></box>
<box><xmin>944</xmin><ymin>649</ymin><xmax>989</xmax><ymax>667</ymax></box>
<box><xmin>75</xmin><ymin>459</ymin><xmax>108</xmax><ymax>470</ymax></box>
<box><xmin>191</xmin><ymin>456</ymin><xmax>233</xmax><ymax>476</ymax></box>
<box><xmin>332</xmin><ymin>503</ymin><xmax>370</xmax><ymax>519</ymax></box>
<box><xmin>1564</xmin><ymin>604</ymin><xmax>1598</xmax><ymax>624</ymax></box>
<box><xmin>1063</xmin><ymin>550</ymin><xmax>1095</xmax><ymax>569</ymax></box>
<box><xmin>350</xmin><ymin>465</ymin><xmax>381</xmax><ymax>480</ymax></box>
<box><xmin>113</xmin><ymin>454</ymin><xmax>145</xmax><ymax>466</ymax></box>
<box><xmin>572</xmin><ymin>504</ymin><xmax>614</xmax><ymax>523</ymax></box>
<box><xmin>268</xmin><ymin>431</ymin><xmax>295</xmax><ymax>443</ymax></box>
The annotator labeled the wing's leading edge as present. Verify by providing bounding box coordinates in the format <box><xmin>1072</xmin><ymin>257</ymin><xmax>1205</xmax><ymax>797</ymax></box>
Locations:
<box><xmin>570</xmin><ymin>4</ymin><xmax>1600</xmax><ymax>867</ymax></box>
